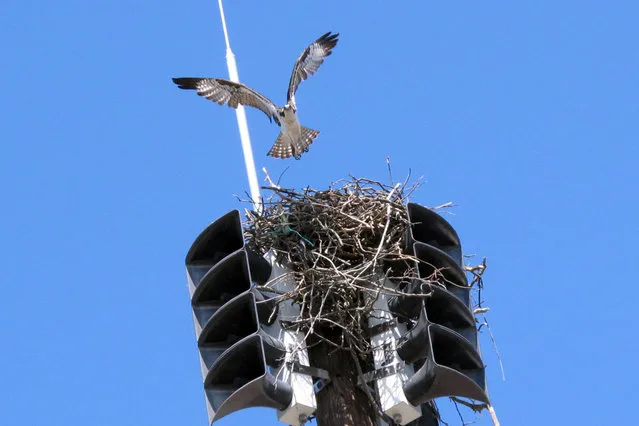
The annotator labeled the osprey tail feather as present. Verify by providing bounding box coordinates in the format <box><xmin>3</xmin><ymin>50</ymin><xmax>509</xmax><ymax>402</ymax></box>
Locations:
<box><xmin>268</xmin><ymin>126</ymin><xmax>320</xmax><ymax>159</ymax></box>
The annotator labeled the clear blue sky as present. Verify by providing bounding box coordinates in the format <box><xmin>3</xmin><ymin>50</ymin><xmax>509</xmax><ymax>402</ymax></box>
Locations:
<box><xmin>1</xmin><ymin>1</ymin><xmax>637</xmax><ymax>425</ymax></box>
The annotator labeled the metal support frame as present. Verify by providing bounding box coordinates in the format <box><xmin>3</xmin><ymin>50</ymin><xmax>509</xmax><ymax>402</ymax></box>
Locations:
<box><xmin>368</xmin><ymin>279</ymin><xmax>422</xmax><ymax>426</ymax></box>
<box><xmin>263</xmin><ymin>251</ymin><xmax>318</xmax><ymax>426</ymax></box>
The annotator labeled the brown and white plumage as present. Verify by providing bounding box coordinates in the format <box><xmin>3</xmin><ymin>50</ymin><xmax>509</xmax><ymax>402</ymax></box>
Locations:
<box><xmin>172</xmin><ymin>78</ymin><xmax>280</xmax><ymax>124</ymax></box>
<box><xmin>172</xmin><ymin>32</ymin><xmax>339</xmax><ymax>159</ymax></box>
<box><xmin>287</xmin><ymin>31</ymin><xmax>339</xmax><ymax>108</ymax></box>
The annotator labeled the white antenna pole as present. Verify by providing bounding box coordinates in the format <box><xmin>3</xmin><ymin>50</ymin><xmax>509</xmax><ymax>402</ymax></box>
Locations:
<box><xmin>217</xmin><ymin>0</ymin><xmax>262</xmax><ymax>213</ymax></box>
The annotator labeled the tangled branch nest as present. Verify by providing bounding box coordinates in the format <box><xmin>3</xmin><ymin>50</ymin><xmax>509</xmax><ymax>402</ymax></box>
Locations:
<box><xmin>241</xmin><ymin>173</ymin><xmax>498</xmax><ymax>425</ymax></box>
<box><xmin>243</xmin><ymin>175</ymin><xmax>430</xmax><ymax>357</ymax></box>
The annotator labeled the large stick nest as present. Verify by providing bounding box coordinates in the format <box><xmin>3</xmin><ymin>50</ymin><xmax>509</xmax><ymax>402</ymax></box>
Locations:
<box><xmin>242</xmin><ymin>174</ymin><xmax>496</xmax><ymax>425</ymax></box>
<box><xmin>243</xmin><ymin>176</ymin><xmax>426</xmax><ymax>356</ymax></box>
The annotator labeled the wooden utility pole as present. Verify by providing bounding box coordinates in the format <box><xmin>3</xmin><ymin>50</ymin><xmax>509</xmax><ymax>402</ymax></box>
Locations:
<box><xmin>308</xmin><ymin>332</ymin><xmax>442</xmax><ymax>426</ymax></box>
<box><xmin>309</xmin><ymin>334</ymin><xmax>378</xmax><ymax>426</ymax></box>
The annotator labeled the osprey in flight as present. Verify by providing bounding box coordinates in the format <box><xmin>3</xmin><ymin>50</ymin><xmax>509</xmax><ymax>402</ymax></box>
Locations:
<box><xmin>172</xmin><ymin>32</ymin><xmax>339</xmax><ymax>159</ymax></box>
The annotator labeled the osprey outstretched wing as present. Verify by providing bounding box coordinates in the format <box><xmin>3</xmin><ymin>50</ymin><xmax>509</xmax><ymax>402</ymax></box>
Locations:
<box><xmin>171</xmin><ymin>78</ymin><xmax>280</xmax><ymax>124</ymax></box>
<box><xmin>172</xmin><ymin>32</ymin><xmax>339</xmax><ymax>159</ymax></box>
<box><xmin>287</xmin><ymin>32</ymin><xmax>339</xmax><ymax>108</ymax></box>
